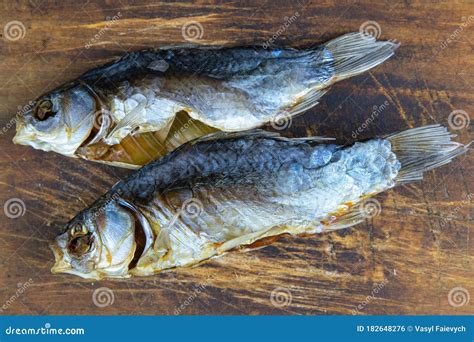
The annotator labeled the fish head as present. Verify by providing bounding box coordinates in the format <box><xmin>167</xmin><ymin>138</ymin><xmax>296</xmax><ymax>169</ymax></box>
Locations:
<box><xmin>13</xmin><ymin>83</ymin><xmax>97</xmax><ymax>156</ymax></box>
<box><xmin>50</xmin><ymin>201</ymin><xmax>138</xmax><ymax>279</ymax></box>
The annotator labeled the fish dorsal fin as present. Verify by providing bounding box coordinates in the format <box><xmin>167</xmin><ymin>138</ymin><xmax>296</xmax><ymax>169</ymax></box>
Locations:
<box><xmin>191</xmin><ymin>129</ymin><xmax>281</xmax><ymax>143</ymax></box>
<box><xmin>191</xmin><ymin>129</ymin><xmax>334</xmax><ymax>144</ymax></box>
<box><xmin>289</xmin><ymin>136</ymin><xmax>336</xmax><ymax>142</ymax></box>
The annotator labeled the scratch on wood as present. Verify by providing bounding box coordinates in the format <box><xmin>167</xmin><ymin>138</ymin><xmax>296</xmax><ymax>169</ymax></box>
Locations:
<box><xmin>369</xmin><ymin>72</ymin><xmax>412</xmax><ymax>127</ymax></box>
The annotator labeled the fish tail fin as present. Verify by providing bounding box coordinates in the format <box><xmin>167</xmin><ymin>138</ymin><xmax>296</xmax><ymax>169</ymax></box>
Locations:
<box><xmin>324</xmin><ymin>32</ymin><xmax>399</xmax><ymax>83</ymax></box>
<box><xmin>387</xmin><ymin>125</ymin><xmax>471</xmax><ymax>184</ymax></box>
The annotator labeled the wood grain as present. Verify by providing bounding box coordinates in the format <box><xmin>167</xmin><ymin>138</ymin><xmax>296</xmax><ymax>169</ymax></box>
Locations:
<box><xmin>0</xmin><ymin>0</ymin><xmax>472</xmax><ymax>315</ymax></box>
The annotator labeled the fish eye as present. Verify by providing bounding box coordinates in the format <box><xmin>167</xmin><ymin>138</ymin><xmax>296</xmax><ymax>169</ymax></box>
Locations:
<box><xmin>68</xmin><ymin>231</ymin><xmax>93</xmax><ymax>257</ymax></box>
<box><xmin>34</xmin><ymin>99</ymin><xmax>56</xmax><ymax>121</ymax></box>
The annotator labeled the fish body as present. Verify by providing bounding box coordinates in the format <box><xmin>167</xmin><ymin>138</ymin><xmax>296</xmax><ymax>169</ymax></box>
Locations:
<box><xmin>14</xmin><ymin>33</ymin><xmax>398</xmax><ymax>168</ymax></box>
<box><xmin>50</xmin><ymin>125</ymin><xmax>469</xmax><ymax>279</ymax></box>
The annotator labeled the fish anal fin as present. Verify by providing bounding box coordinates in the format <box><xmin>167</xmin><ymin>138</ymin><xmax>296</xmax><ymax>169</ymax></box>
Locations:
<box><xmin>281</xmin><ymin>88</ymin><xmax>328</xmax><ymax>117</ymax></box>
<box><xmin>319</xmin><ymin>199</ymin><xmax>375</xmax><ymax>232</ymax></box>
<box><xmin>231</xmin><ymin>233</ymin><xmax>289</xmax><ymax>252</ymax></box>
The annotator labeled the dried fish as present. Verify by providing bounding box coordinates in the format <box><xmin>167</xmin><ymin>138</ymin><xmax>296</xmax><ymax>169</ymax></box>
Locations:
<box><xmin>50</xmin><ymin>125</ymin><xmax>469</xmax><ymax>279</ymax></box>
<box><xmin>14</xmin><ymin>33</ymin><xmax>398</xmax><ymax>168</ymax></box>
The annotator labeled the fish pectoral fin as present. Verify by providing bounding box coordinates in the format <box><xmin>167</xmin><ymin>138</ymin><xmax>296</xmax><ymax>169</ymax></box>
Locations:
<box><xmin>85</xmin><ymin>109</ymin><xmax>113</xmax><ymax>146</ymax></box>
<box><xmin>104</xmin><ymin>98</ymin><xmax>178</xmax><ymax>145</ymax></box>
<box><xmin>104</xmin><ymin>100</ymin><xmax>147</xmax><ymax>144</ymax></box>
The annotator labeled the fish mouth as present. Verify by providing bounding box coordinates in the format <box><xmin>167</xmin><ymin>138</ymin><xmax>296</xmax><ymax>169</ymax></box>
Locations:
<box><xmin>49</xmin><ymin>240</ymin><xmax>71</xmax><ymax>274</ymax></box>
<box><xmin>12</xmin><ymin>126</ymin><xmax>35</xmax><ymax>146</ymax></box>
<box><xmin>13</xmin><ymin>126</ymin><xmax>85</xmax><ymax>157</ymax></box>
<box><xmin>12</xmin><ymin>115</ymin><xmax>35</xmax><ymax>145</ymax></box>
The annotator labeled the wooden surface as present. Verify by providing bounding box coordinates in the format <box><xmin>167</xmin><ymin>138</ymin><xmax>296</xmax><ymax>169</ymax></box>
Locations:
<box><xmin>0</xmin><ymin>0</ymin><xmax>473</xmax><ymax>315</ymax></box>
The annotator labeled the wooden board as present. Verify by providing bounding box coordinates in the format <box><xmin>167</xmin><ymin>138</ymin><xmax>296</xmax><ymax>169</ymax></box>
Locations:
<box><xmin>0</xmin><ymin>0</ymin><xmax>472</xmax><ymax>315</ymax></box>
